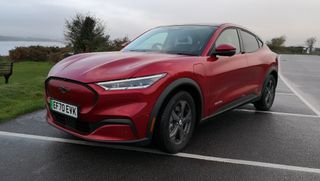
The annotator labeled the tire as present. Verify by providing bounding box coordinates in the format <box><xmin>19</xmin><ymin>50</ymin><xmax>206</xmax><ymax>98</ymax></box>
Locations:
<box><xmin>254</xmin><ymin>75</ymin><xmax>276</xmax><ymax>111</ymax></box>
<box><xmin>155</xmin><ymin>91</ymin><xmax>196</xmax><ymax>153</ymax></box>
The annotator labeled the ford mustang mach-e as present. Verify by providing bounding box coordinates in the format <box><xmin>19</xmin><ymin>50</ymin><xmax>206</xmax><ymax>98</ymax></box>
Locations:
<box><xmin>45</xmin><ymin>24</ymin><xmax>278</xmax><ymax>153</ymax></box>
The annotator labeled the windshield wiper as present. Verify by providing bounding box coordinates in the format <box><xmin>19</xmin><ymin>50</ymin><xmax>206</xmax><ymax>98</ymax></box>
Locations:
<box><xmin>165</xmin><ymin>51</ymin><xmax>197</xmax><ymax>56</ymax></box>
<box><xmin>126</xmin><ymin>49</ymin><xmax>150</xmax><ymax>52</ymax></box>
<box><xmin>126</xmin><ymin>49</ymin><xmax>197</xmax><ymax>56</ymax></box>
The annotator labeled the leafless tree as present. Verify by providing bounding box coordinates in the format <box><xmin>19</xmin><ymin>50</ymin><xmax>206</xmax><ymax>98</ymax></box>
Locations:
<box><xmin>305</xmin><ymin>37</ymin><xmax>317</xmax><ymax>52</ymax></box>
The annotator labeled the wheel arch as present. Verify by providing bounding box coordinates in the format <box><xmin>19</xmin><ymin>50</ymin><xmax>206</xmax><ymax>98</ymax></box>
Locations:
<box><xmin>146</xmin><ymin>78</ymin><xmax>204</xmax><ymax>139</ymax></box>
<box><xmin>267</xmin><ymin>67</ymin><xmax>278</xmax><ymax>86</ymax></box>
<box><xmin>257</xmin><ymin>66</ymin><xmax>278</xmax><ymax>98</ymax></box>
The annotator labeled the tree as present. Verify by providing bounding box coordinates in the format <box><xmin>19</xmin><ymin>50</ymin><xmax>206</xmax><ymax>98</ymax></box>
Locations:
<box><xmin>65</xmin><ymin>14</ymin><xmax>106</xmax><ymax>53</ymax></box>
<box><xmin>107</xmin><ymin>36</ymin><xmax>130</xmax><ymax>51</ymax></box>
<box><xmin>266</xmin><ymin>36</ymin><xmax>286</xmax><ymax>48</ymax></box>
<box><xmin>305</xmin><ymin>37</ymin><xmax>316</xmax><ymax>53</ymax></box>
<box><xmin>266</xmin><ymin>36</ymin><xmax>286</xmax><ymax>53</ymax></box>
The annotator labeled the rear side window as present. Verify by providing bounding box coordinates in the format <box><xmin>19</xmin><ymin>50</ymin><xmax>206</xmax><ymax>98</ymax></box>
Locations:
<box><xmin>240</xmin><ymin>30</ymin><xmax>259</xmax><ymax>53</ymax></box>
<box><xmin>215</xmin><ymin>29</ymin><xmax>241</xmax><ymax>54</ymax></box>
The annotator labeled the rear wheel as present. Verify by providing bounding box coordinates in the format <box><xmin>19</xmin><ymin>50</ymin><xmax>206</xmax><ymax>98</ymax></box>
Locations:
<box><xmin>254</xmin><ymin>75</ymin><xmax>276</xmax><ymax>111</ymax></box>
<box><xmin>155</xmin><ymin>91</ymin><xmax>196</xmax><ymax>153</ymax></box>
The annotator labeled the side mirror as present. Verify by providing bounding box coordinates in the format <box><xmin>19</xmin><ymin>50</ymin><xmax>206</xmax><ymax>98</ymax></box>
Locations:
<box><xmin>211</xmin><ymin>44</ymin><xmax>236</xmax><ymax>57</ymax></box>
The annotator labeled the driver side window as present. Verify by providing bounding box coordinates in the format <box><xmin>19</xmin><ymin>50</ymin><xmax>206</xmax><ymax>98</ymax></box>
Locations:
<box><xmin>215</xmin><ymin>29</ymin><xmax>240</xmax><ymax>54</ymax></box>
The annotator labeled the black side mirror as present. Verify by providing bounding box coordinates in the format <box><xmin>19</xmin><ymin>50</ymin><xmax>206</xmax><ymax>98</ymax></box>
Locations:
<box><xmin>211</xmin><ymin>44</ymin><xmax>236</xmax><ymax>57</ymax></box>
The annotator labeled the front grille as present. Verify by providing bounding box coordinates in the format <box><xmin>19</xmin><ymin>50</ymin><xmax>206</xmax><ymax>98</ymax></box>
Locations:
<box><xmin>46</xmin><ymin>77</ymin><xmax>100</xmax><ymax>134</ymax></box>
<box><xmin>45</xmin><ymin>77</ymin><xmax>98</xmax><ymax>114</ymax></box>
<box><xmin>51</xmin><ymin>111</ymin><xmax>92</xmax><ymax>134</ymax></box>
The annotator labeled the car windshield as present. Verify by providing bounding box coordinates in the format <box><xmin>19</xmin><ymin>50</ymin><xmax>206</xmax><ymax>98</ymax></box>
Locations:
<box><xmin>123</xmin><ymin>25</ymin><xmax>217</xmax><ymax>56</ymax></box>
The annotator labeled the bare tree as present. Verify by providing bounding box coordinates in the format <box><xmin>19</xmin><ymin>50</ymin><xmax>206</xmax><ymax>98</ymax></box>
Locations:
<box><xmin>305</xmin><ymin>37</ymin><xmax>317</xmax><ymax>53</ymax></box>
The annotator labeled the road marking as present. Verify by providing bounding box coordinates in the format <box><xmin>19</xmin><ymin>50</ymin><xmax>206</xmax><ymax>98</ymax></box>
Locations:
<box><xmin>177</xmin><ymin>152</ymin><xmax>320</xmax><ymax>174</ymax></box>
<box><xmin>280</xmin><ymin>74</ymin><xmax>320</xmax><ymax>116</ymax></box>
<box><xmin>0</xmin><ymin>131</ymin><xmax>320</xmax><ymax>174</ymax></box>
<box><xmin>234</xmin><ymin>109</ymin><xmax>320</xmax><ymax>118</ymax></box>
<box><xmin>276</xmin><ymin>92</ymin><xmax>295</xmax><ymax>96</ymax></box>
<box><xmin>279</xmin><ymin>56</ymin><xmax>320</xmax><ymax>117</ymax></box>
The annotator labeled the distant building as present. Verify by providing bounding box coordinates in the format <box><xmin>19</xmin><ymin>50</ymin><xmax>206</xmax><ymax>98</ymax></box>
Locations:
<box><xmin>304</xmin><ymin>47</ymin><xmax>310</xmax><ymax>54</ymax></box>
<box><xmin>304</xmin><ymin>47</ymin><xmax>319</xmax><ymax>54</ymax></box>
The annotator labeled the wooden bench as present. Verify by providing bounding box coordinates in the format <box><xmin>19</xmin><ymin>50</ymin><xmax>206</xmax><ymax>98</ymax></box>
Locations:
<box><xmin>0</xmin><ymin>62</ymin><xmax>13</xmax><ymax>84</ymax></box>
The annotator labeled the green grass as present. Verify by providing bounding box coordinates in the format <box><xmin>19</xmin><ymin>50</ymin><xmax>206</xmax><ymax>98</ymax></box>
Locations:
<box><xmin>0</xmin><ymin>60</ymin><xmax>53</xmax><ymax>122</ymax></box>
<box><xmin>0</xmin><ymin>56</ymin><xmax>8</xmax><ymax>63</ymax></box>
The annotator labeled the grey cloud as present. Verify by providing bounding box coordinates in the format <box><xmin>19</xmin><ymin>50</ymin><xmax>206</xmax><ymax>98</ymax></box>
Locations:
<box><xmin>0</xmin><ymin>0</ymin><xmax>319</xmax><ymax>46</ymax></box>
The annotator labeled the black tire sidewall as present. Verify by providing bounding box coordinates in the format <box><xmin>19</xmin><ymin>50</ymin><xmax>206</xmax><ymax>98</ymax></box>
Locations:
<box><xmin>255</xmin><ymin>75</ymin><xmax>276</xmax><ymax>110</ymax></box>
<box><xmin>158</xmin><ymin>91</ymin><xmax>196</xmax><ymax>153</ymax></box>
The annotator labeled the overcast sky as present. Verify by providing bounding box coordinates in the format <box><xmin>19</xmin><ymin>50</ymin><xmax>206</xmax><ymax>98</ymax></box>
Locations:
<box><xmin>0</xmin><ymin>0</ymin><xmax>319</xmax><ymax>47</ymax></box>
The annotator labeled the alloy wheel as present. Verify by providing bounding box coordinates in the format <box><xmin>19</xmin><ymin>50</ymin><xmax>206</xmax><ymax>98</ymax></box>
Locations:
<box><xmin>168</xmin><ymin>100</ymin><xmax>192</xmax><ymax>145</ymax></box>
<box><xmin>265</xmin><ymin>78</ymin><xmax>276</xmax><ymax>107</ymax></box>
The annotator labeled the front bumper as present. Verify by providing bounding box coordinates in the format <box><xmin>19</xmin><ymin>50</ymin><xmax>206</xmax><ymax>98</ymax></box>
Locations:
<box><xmin>47</xmin><ymin>109</ymin><xmax>149</xmax><ymax>144</ymax></box>
<box><xmin>45</xmin><ymin>77</ymin><xmax>163</xmax><ymax>143</ymax></box>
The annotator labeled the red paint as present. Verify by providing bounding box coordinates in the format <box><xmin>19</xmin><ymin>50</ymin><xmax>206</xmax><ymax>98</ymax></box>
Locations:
<box><xmin>215</xmin><ymin>44</ymin><xmax>236</xmax><ymax>52</ymax></box>
<box><xmin>45</xmin><ymin>24</ymin><xmax>277</xmax><ymax>143</ymax></box>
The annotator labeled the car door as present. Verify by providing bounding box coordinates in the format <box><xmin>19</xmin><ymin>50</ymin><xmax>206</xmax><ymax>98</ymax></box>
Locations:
<box><xmin>204</xmin><ymin>28</ymin><xmax>249</xmax><ymax>113</ymax></box>
<box><xmin>239</xmin><ymin>30</ymin><xmax>264</xmax><ymax>93</ymax></box>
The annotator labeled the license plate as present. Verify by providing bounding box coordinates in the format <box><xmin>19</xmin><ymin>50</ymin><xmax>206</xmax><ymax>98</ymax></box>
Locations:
<box><xmin>50</xmin><ymin>99</ymin><xmax>78</xmax><ymax>118</ymax></box>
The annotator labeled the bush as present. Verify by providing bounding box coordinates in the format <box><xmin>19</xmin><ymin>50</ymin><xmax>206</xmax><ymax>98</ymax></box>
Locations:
<box><xmin>9</xmin><ymin>46</ymin><xmax>72</xmax><ymax>62</ymax></box>
<box><xmin>48</xmin><ymin>47</ymin><xmax>73</xmax><ymax>63</ymax></box>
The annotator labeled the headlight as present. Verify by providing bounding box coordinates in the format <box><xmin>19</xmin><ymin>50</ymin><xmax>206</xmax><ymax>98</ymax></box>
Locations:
<box><xmin>97</xmin><ymin>73</ymin><xmax>167</xmax><ymax>90</ymax></box>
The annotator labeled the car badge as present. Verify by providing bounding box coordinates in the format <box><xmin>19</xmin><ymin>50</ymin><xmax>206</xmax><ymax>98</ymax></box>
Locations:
<box><xmin>59</xmin><ymin>86</ymin><xmax>70</xmax><ymax>94</ymax></box>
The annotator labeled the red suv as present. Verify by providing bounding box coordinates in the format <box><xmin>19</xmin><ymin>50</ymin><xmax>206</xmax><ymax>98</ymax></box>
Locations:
<box><xmin>45</xmin><ymin>24</ymin><xmax>278</xmax><ymax>153</ymax></box>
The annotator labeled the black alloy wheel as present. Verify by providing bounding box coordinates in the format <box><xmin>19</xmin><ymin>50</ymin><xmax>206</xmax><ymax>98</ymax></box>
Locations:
<box><xmin>155</xmin><ymin>91</ymin><xmax>196</xmax><ymax>153</ymax></box>
<box><xmin>254</xmin><ymin>75</ymin><xmax>276</xmax><ymax>111</ymax></box>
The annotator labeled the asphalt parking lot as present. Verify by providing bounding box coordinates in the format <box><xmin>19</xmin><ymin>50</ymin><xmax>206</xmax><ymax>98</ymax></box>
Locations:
<box><xmin>1</xmin><ymin>54</ymin><xmax>320</xmax><ymax>181</ymax></box>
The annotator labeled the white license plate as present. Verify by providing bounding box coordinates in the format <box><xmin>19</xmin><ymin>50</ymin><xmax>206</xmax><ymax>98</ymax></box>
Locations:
<box><xmin>50</xmin><ymin>99</ymin><xmax>78</xmax><ymax>118</ymax></box>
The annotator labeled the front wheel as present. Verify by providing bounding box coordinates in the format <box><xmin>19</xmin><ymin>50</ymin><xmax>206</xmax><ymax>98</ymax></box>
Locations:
<box><xmin>254</xmin><ymin>75</ymin><xmax>276</xmax><ymax>111</ymax></box>
<box><xmin>155</xmin><ymin>91</ymin><xmax>196</xmax><ymax>153</ymax></box>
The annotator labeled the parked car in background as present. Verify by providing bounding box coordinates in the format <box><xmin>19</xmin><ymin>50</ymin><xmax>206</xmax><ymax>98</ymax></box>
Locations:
<box><xmin>45</xmin><ymin>23</ymin><xmax>278</xmax><ymax>153</ymax></box>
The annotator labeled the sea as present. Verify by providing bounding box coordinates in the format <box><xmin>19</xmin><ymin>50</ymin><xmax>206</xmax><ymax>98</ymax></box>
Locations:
<box><xmin>0</xmin><ymin>41</ymin><xmax>65</xmax><ymax>56</ymax></box>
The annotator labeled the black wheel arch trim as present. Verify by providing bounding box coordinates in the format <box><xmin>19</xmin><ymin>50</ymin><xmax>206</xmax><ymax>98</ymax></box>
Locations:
<box><xmin>265</xmin><ymin>66</ymin><xmax>278</xmax><ymax>86</ymax></box>
<box><xmin>146</xmin><ymin>78</ymin><xmax>204</xmax><ymax>139</ymax></box>
<box><xmin>257</xmin><ymin>66</ymin><xmax>278</xmax><ymax>98</ymax></box>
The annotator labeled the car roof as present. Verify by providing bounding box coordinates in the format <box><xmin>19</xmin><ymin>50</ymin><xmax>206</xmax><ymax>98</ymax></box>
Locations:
<box><xmin>154</xmin><ymin>23</ymin><xmax>263</xmax><ymax>41</ymax></box>
<box><xmin>156</xmin><ymin>23</ymin><xmax>239</xmax><ymax>28</ymax></box>
<box><xmin>157</xmin><ymin>23</ymin><xmax>254</xmax><ymax>32</ymax></box>
<box><xmin>157</xmin><ymin>24</ymin><xmax>220</xmax><ymax>27</ymax></box>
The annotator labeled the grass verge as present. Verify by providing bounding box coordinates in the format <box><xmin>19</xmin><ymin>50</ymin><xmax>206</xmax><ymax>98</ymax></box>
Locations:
<box><xmin>0</xmin><ymin>60</ymin><xmax>53</xmax><ymax>122</ymax></box>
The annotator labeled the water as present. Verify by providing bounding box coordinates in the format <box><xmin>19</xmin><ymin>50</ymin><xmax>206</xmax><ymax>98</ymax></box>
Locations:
<box><xmin>0</xmin><ymin>41</ymin><xmax>65</xmax><ymax>56</ymax></box>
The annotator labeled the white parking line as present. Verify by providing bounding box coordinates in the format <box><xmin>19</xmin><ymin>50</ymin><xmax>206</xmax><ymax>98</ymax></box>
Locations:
<box><xmin>280</xmin><ymin>75</ymin><xmax>320</xmax><ymax>117</ymax></box>
<box><xmin>0</xmin><ymin>131</ymin><xmax>320</xmax><ymax>174</ymax></box>
<box><xmin>279</xmin><ymin>56</ymin><xmax>320</xmax><ymax>117</ymax></box>
<box><xmin>276</xmin><ymin>92</ymin><xmax>295</xmax><ymax>96</ymax></box>
<box><xmin>234</xmin><ymin>109</ymin><xmax>320</xmax><ymax>118</ymax></box>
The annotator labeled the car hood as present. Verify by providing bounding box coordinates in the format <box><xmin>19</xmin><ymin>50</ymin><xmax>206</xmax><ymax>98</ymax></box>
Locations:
<box><xmin>48</xmin><ymin>51</ymin><xmax>186</xmax><ymax>83</ymax></box>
